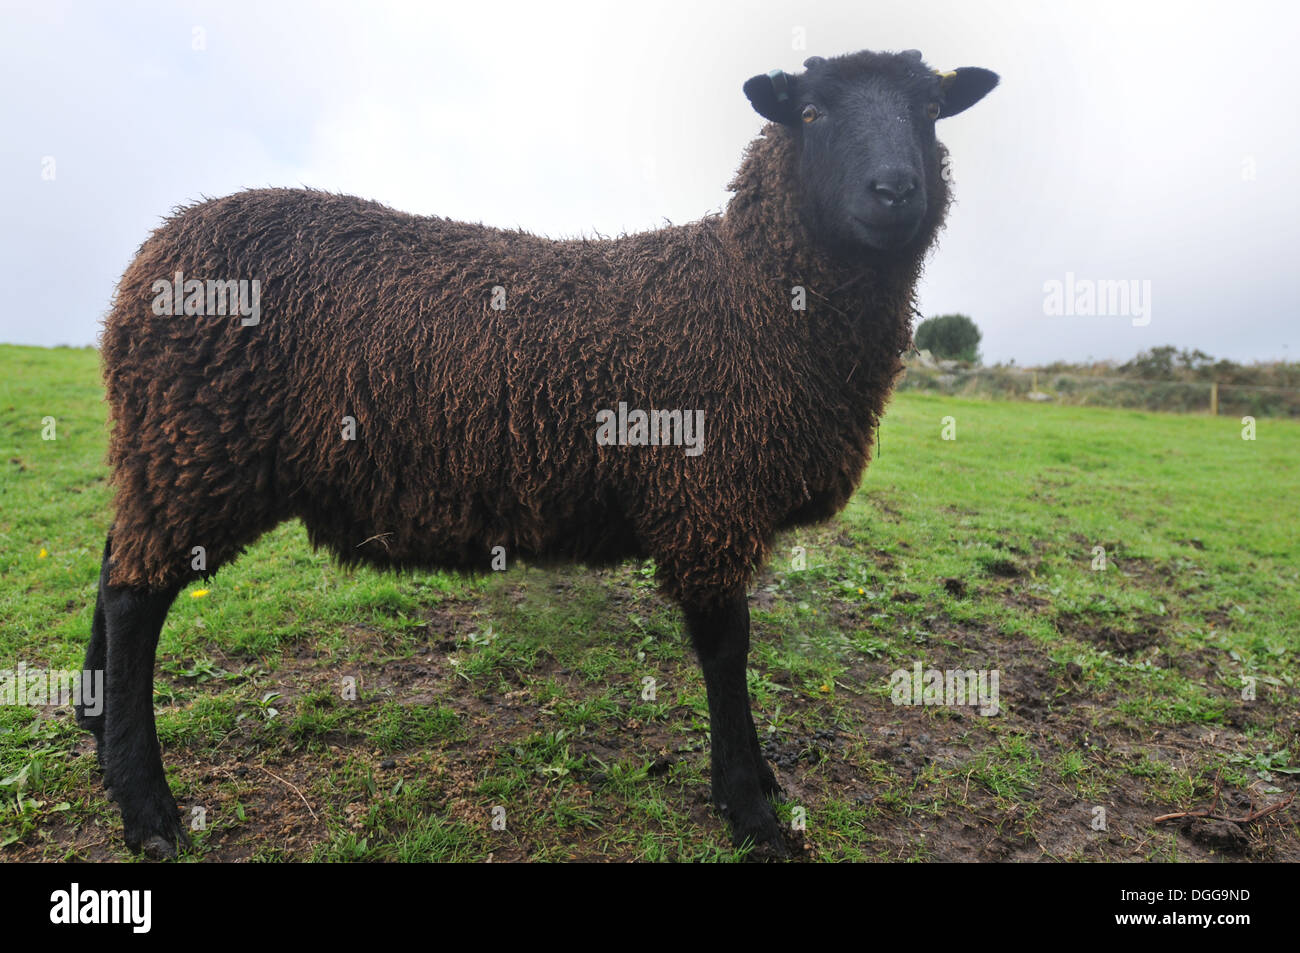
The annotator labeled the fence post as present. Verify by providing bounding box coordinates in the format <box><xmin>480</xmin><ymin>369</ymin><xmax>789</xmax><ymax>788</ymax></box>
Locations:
<box><xmin>1210</xmin><ymin>381</ymin><xmax>1218</xmax><ymax>416</ymax></box>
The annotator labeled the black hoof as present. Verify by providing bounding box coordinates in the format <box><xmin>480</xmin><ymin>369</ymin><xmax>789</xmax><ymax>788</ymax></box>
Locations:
<box><xmin>715</xmin><ymin>781</ymin><xmax>788</xmax><ymax>857</ymax></box>
<box><xmin>121</xmin><ymin>789</ymin><xmax>189</xmax><ymax>860</ymax></box>
<box><xmin>728</xmin><ymin>802</ymin><xmax>789</xmax><ymax>858</ymax></box>
<box><xmin>75</xmin><ymin>709</ymin><xmax>103</xmax><ymax>734</ymax></box>
<box><xmin>140</xmin><ymin>832</ymin><xmax>187</xmax><ymax>861</ymax></box>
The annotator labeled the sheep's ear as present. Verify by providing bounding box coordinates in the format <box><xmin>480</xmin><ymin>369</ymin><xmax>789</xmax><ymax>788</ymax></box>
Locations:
<box><xmin>934</xmin><ymin>67</ymin><xmax>999</xmax><ymax>117</ymax></box>
<box><xmin>743</xmin><ymin>69</ymin><xmax>798</xmax><ymax>125</ymax></box>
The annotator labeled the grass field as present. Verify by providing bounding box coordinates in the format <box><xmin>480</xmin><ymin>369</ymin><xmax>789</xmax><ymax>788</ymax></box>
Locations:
<box><xmin>1</xmin><ymin>343</ymin><xmax>1296</xmax><ymax>862</ymax></box>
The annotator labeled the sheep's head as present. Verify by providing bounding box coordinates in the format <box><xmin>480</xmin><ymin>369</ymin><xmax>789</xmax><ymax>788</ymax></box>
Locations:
<box><xmin>744</xmin><ymin>49</ymin><xmax>998</xmax><ymax>256</ymax></box>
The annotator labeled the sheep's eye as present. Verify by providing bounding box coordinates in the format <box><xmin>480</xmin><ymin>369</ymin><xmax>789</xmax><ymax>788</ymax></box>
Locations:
<box><xmin>926</xmin><ymin>102</ymin><xmax>941</xmax><ymax>120</ymax></box>
<box><xmin>801</xmin><ymin>104</ymin><xmax>820</xmax><ymax>123</ymax></box>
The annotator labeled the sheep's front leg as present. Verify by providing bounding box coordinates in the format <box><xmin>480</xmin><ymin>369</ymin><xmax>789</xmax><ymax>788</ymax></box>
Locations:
<box><xmin>685</xmin><ymin>593</ymin><xmax>785</xmax><ymax>853</ymax></box>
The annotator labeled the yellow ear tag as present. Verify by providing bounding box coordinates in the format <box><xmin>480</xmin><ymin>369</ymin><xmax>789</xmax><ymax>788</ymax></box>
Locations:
<box><xmin>936</xmin><ymin>70</ymin><xmax>958</xmax><ymax>90</ymax></box>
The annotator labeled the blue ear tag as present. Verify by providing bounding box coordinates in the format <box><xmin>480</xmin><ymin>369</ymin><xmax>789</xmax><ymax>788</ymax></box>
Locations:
<box><xmin>766</xmin><ymin>69</ymin><xmax>790</xmax><ymax>103</ymax></box>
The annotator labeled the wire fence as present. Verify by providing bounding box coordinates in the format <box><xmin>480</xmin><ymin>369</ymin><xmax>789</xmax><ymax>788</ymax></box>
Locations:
<box><xmin>897</xmin><ymin>365</ymin><xmax>1300</xmax><ymax>418</ymax></box>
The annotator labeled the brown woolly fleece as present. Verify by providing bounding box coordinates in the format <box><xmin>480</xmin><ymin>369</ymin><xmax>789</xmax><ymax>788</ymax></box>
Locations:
<box><xmin>101</xmin><ymin>123</ymin><xmax>950</xmax><ymax>608</ymax></box>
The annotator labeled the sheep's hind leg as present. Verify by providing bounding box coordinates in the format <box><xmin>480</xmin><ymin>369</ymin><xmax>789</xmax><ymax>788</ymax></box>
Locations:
<box><xmin>99</xmin><ymin>566</ymin><xmax>185</xmax><ymax>859</ymax></box>
<box><xmin>684</xmin><ymin>593</ymin><xmax>787</xmax><ymax>855</ymax></box>
<box><xmin>75</xmin><ymin>537</ymin><xmax>112</xmax><ymax>759</ymax></box>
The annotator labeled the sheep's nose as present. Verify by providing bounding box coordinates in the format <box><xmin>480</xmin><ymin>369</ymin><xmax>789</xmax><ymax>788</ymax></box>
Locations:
<box><xmin>870</xmin><ymin>172</ymin><xmax>919</xmax><ymax>208</ymax></box>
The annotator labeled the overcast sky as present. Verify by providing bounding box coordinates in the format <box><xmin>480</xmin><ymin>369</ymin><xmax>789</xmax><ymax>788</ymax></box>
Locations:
<box><xmin>2</xmin><ymin>0</ymin><xmax>1296</xmax><ymax>364</ymax></box>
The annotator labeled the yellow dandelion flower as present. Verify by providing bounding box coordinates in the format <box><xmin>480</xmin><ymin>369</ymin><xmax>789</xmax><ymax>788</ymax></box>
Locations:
<box><xmin>190</xmin><ymin>589</ymin><xmax>210</xmax><ymax>599</ymax></box>
<box><xmin>38</xmin><ymin>548</ymin><xmax>48</xmax><ymax>559</ymax></box>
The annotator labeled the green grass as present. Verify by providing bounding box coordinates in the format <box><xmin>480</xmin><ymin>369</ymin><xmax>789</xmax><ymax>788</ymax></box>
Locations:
<box><xmin>1</xmin><ymin>343</ymin><xmax>1297</xmax><ymax>861</ymax></box>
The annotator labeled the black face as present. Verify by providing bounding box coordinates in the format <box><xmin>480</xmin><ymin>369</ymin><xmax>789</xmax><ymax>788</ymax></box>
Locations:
<box><xmin>744</xmin><ymin>50</ymin><xmax>998</xmax><ymax>254</ymax></box>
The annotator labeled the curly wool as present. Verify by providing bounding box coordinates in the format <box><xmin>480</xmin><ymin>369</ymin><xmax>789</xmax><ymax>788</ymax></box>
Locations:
<box><xmin>100</xmin><ymin>122</ymin><xmax>950</xmax><ymax>607</ymax></box>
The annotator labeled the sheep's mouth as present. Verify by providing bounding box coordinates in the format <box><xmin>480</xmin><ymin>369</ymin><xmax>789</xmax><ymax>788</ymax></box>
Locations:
<box><xmin>850</xmin><ymin>215</ymin><xmax>923</xmax><ymax>252</ymax></box>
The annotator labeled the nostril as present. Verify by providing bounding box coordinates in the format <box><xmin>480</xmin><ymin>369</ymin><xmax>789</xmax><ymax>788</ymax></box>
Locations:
<box><xmin>870</xmin><ymin>175</ymin><xmax>919</xmax><ymax>208</ymax></box>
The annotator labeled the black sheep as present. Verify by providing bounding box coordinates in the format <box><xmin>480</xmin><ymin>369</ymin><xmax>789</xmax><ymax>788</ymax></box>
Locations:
<box><xmin>83</xmin><ymin>48</ymin><xmax>998</xmax><ymax>857</ymax></box>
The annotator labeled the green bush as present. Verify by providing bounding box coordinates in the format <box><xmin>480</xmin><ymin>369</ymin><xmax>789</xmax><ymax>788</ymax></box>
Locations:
<box><xmin>915</xmin><ymin>313</ymin><xmax>982</xmax><ymax>363</ymax></box>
